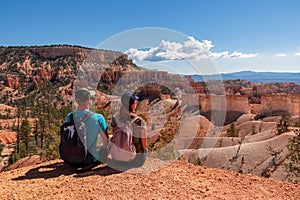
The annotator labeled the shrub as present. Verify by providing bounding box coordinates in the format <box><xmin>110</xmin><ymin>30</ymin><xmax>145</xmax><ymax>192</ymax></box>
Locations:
<box><xmin>295</xmin><ymin>121</ymin><xmax>300</xmax><ymax>128</ymax></box>
<box><xmin>276</xmin><ymin>117</ymin><xmax>288</xmax><ymax>135</ymax></box>
<box><xmin>41</xmin><ymin>125</ymin><xmax>60</xmax><ymax>161</ymax></box>
<box><xmin>96</xmin><ymin>107</ymin><xmax>108</xmax><ymax>121</ymax></box>
<box><xmin>150</xmin><ymin>141</ymin><xmax>179</xmax><ymax>161</ymax></box>
<box><xmin>8</xmin><ymin>151</ymin><xmax>20</xmax><ymax>165</ymax></box>
<box><xmin>251</xmin><ymin>124</ymin><xmax>257</xmax><ymax>135</ymax></box>
<box><xmin>262</xmin><ymin>146</ymin><xmax>283</xmax><ymax>178</ymax></box>
<box><xmin>284</xmin><ymin>129</ymin><xmax>300</xmax><ymax>183</ymax></box>
<box><xmin>227</xmin><ymin>123</ymin><xmax>238</xmax><ymax>137</ymax></box>
<box><xmin>138</xmin><ymin>113</ymin><xmax>148</xmax><ymax>123</ymax></box>
<box><xmin>194</xmin><ymin>157</ymin><xmax>202</xmax><ymax>166</ymax></box>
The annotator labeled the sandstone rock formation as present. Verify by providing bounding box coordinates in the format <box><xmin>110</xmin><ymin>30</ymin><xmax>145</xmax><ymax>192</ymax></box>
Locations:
<box><xmin>0</xmin><ymin>45</ymin><xmax>139</xmax><ymax>108</ymax></box>
<box><xmin>178</xmin><ymin>113</ymin><xmax>299</xmax><ymax>183</ymax></box>
<box><xmin>261</xmin><ymin>94</ymin><xmax>300</xmax><ymax>116</ymax></box>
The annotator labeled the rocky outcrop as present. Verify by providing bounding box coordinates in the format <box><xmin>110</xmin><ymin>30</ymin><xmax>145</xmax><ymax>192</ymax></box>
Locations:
<box><xmin>181</xmin><ymin>92</ymin><xmax>300</xmax><ymax>118</ymax></box>
<box><xmin>3</xmin><ymin>75</ymin><xmax>20</xmax><ymax>89</ymax></box>
<box><xmin>201</xmin><ymin>94</ymin><xmax>250</xmax><ymax>114</ymax></box>
<box><xmin>181</xmin><ymin>94</ymin><xmax>250</xmax><ymax>125</ymax></box>
<box><xmin>181</xmin><ymin>94</ymin><xmax>250</xmax><ymax>114</ymax></box>
<box><xmin>187</xmin><ymin>78</ymin><xmax>300</xmax><ymax>104</ymax></box>
<box><xmin>0</xmin><ymin>45</ymin><xmax>138</xmax><ymax>106</ymax></box>
<box><xmin>261</xmin><ymin>94</ymin><xmax>300</xmax><ymax>116</ymax></box>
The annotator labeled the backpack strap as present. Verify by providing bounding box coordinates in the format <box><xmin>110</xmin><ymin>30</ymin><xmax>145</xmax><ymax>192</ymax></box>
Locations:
<box><xmin>82</xmin><ymin>111</ymin><xmax>94</xmax><ymax>123</ymax></box>
<box><xmin>130</xmin><ymin>116</ymin><xmax>147</xmax><ymax>151</ymax></box>
<box><xmin>81</xmin><ymin>111</ymin><xmax>96</xmax><ymax>149</ymax></box>
<box><xmin>71</xmin><ymin>112</ymin><xmax>94</xmax><ymax>124</ymax></box>
<box><xmin>70</xmin><ymin>113</ymin><xmax>74</xmax><ymax>124</ymax></box>
<box><xmin>77</xmin><ymin>111</ymin><xmax>97</xmax><ymax>161</ymax></box>
<box><xmin>130</xmin><ymin>117</ymin><xmax>139</xmax><ymax>125</ymax></box>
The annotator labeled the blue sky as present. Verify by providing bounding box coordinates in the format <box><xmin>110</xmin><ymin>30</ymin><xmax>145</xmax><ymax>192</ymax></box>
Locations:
<box><xmin>1</xmin><ymin>0</ymin><xmax>300</xmax><ymax>74</ymax></box>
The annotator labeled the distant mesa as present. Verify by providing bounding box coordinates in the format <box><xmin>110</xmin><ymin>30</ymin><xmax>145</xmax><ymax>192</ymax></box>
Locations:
<box><xmin>189</xmin><ymin>70</ymin><xmax>300</xmax><ymax>85</ymax></box>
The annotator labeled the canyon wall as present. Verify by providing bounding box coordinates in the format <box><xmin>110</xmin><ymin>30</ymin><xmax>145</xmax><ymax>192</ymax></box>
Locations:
<box><xmin>181</xmin><ymin>93</ymin><xmax>300</xmax><ymax>117</ymax></box>
<box><xmin>261</xmin><ymin>94</ymin><xmax>300</xmax><ymax>116</ymax></box>
<box><xmin>182</xmin><ymin>94</ymin><xmax>250</xmax><ymax>114</ymax></box>
<box><xmin>200</xmin><ymin>94</ymin><xmax>250</xmax><ymax>114</ymax></box>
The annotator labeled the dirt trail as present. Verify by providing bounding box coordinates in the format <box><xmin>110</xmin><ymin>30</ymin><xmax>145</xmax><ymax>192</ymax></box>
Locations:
<box><xmin>0</xmin><ymin>158</ymin><xmax>299</xmax><ymax>200</ymax></box>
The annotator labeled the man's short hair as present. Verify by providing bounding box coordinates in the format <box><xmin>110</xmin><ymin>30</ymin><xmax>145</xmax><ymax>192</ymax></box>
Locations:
<box><xmin>75</xmin><ymin>88</ymin><xmax>96</xmax><ymax>103</ymax></box>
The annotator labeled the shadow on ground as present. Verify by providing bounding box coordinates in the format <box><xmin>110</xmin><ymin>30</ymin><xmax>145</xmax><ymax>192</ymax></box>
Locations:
<box><xmin>12</xmin><ymin>161</ymin><xmax>124</xmax><ymax>180</ymax></box>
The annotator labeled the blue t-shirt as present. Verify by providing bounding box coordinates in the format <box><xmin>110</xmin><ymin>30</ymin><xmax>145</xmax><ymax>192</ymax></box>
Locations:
<box><xmin>65</xmin><ymin>109</ymin><xmax>108</xmax><ymax>162</ymax></box>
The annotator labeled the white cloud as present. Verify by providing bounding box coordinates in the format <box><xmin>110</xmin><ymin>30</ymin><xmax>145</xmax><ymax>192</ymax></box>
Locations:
<box><xmin>209</xmin><ymin>51</ymin><xmax>229</xmax><ymax>59</ymax></box>
<box><xmin>276</xmin><ymin>53</ymin><xmax>287</xmax><ymax>57</ymax></box>
<box><xmin>125</xmin><ymin>47</ymin><xmax>149</xmax><ymax>61</ymax></box>
<box><xmin>124</xmin><ymin>36</ymin><xmax>259</xmax><ymax>61</ymax></box>
<box><xmin>228</xmin><ymin>51</ymin><xmax>259</xmax><ymax>58</ymax></box>
<box><xmin>294</xmin><ymin>52</ymin><xmax>300</xmax><ymax>56</ymax></box>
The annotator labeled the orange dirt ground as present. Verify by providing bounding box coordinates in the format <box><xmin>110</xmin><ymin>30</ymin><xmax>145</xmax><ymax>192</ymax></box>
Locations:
<box><xmin>0</xmin><ymin>158</ymin><xmax>299</xmax><ymax>200</ymax></box>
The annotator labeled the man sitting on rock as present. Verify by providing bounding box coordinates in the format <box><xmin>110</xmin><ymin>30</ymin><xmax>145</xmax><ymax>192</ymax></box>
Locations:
<box><xmin>64</xmin><ymin>88</ymin><xmax>109</xmax><ymax>172</ymax></box>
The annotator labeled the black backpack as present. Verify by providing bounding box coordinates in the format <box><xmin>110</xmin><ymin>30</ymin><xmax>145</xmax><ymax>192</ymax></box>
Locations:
<box><xmin>59</xmin><ymin>112</ymin><xmax>94</xmax><ymax>165</ymax></box>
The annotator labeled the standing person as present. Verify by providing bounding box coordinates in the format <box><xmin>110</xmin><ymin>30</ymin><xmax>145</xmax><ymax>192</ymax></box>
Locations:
<box><xmin>65</xmin><ymin>88</ymin><xmax>109</xmax><ymax>171</ymax></box>
<box><xmin>110</xmin><ymin>92</ymin><xmax>147</xmax><ymax>167</ymax></box>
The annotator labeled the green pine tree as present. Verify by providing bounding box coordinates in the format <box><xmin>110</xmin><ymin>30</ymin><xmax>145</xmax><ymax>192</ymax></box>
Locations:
<box><xmin>285</xmin><ymin>129</ymin><xmax>300</xmax><ymax>183</ymax></box>
<box><xmin>20</xmin><ymin>119</ymin><xmax>31</xmax><ymax>153</ymax></box>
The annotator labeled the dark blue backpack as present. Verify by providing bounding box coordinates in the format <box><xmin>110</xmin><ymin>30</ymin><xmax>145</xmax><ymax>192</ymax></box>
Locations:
<box><xmin>59</xmin><ymin>112</ymin><xmax>94</xmax><ymax>165</ymax></box>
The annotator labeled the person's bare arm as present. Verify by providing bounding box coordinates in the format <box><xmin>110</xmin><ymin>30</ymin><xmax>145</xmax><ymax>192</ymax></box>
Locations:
<box><xmin>140</xmin><ymin>128</ymin><xmax>147</xmax><ymax>151</ymax></box>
